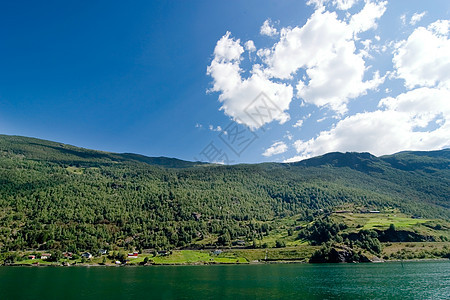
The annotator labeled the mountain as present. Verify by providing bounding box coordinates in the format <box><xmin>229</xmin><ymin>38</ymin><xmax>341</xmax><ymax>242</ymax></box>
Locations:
<box><xmin>0</xmin><ymin>135</ymin><xmax>205</xmax><ymax>169</ymax></box>
<box><xmin>0</xmin><ymin>134</ymin><xmax>448</xmax><ymax>252</ymax></box>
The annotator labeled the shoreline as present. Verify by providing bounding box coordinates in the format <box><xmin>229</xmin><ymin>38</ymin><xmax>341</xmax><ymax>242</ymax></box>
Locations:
<box><xmin>3</xmin><ymin>257</ymin><xmax>448</xmax><ymax>268</ymax></box>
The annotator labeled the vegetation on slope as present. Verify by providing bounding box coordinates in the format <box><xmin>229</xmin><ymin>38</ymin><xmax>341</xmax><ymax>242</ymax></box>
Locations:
<box><xmin>0</xmin><ymin>134</ymin><xmax>448</xmax><ymax>260</ymax></box>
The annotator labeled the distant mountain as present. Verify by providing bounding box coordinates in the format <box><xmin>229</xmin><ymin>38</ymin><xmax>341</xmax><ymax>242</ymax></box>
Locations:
<box><xmin>0</xmin><ymin>134</ymin><xmax>206</xmax><ymax>168</ymax></box>
<box><xmin>291</xmin><ymin>151</ymin><xmax>387</xmax><ymax>173</ymax></box>
<box><xmin>0</xmin><ymin>134</ymin><xmax>448</xmax><ymax>252</ymax></box>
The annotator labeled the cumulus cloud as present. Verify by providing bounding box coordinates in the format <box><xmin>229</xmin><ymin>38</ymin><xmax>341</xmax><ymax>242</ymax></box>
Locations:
<box><xmin>400</xmin><ymin>14</ymin><xmax>406</xmax><ymax>25</ymax></box>
<box><xmin>262</xmin><ymin>141</ymin><xmax>288</xmax><ymax>157</ymax></box>
<box><xmin>260</xmin><ymin>2</ymin><xmax>386</xmax><ymax>113</ymax></box>
<box><xmin>208</xmin><ymin>1</ymin><xmax>387</xmax><ymax>126</ymax></box>
<box><xmin>293</xmin><ymin>120</ymin><xmax>304</xmax><ymax>128</ymax></box>
<box><xmin>245</xmin><ymin>40</ymin><xmax>256</xmax><ymax>52</ymax></box>
<box><xmin>260</xmin><ymin>19</ymin><xmax>278</xmax><ymax>36</ymax></box>
<box><xmin>307</xmin><ymin>0</ymin><xmax>358</xmax><ymax>10</ymax></box>
<box><xmin>207</xmin><ymin>32</ymin><xmax>293</xmax><ymax>129</ymax></box>
<box><xmin>410</xmin><ymin>11</ymin><xmax>426</xmax><ymax>26</ymax></box>
<box><xmin>393</xmin><ymin>20</ymin><xmax>450</xmax><ymax>89</ymax></box>
<box><xmin>349</xmin><ymin>1</ymin><xmax>387</xmax><ymax>34</ymax></box>
<box><xmin>285</xmin><ymin>18</ymin><xmax>450</xmax><ymax>162</ymax></box>
<box><xmin>333</xmin><ymin>0</ymin><xmax>358</xmax><ymax>10</ymax></box>
<box><xmin>288</xmin><ymin>87</ymin><xmax>450</xmax><ymax>161</ymax></box>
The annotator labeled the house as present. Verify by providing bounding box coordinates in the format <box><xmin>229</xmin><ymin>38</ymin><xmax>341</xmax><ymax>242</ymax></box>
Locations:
<box><xmin>212</xmin><ymin>250</ymin><xmax>222</xmax><ymax>255</ymax></box>
<box><xmin>40</xmin><ymin>253</ymin><xmax>51</xmax><ymax>260</ymax></box>
<box><xmin>128</xmin><ymin>252</ymin><xmax>139</xmax><ymax>258</ymax></box>
<box><xmin>63</xmin><ymin>252</ymin><xmax>73</xmax><ymax>258</ymax></box>
<box><xmin>98</xmin><ymin>249</ymin><xmax>108</xmax><ymax>255</ymax></box>
<box><xmin>28</xmin><ymin>255</ymin><xmax>36</xmax><ymax>260</ymax></box>
<box><xmin>81</xmin><ymin>252</ymin><xmax>92</xmax><ymax>259</ymax></box>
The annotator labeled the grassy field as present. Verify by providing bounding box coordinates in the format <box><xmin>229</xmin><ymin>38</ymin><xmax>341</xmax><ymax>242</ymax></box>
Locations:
<box><xmin>232</xmin><ymin>246</ymin><xmax>318</xmax><ymax>262</ymax></box>
<box><xmin>6</xmin><ymin>212</ymin><xmax>449</xmax><ymax>266</ymax></box>
<box><xmin>7</xmin><ymin>241</ymin><xmax>449</xmax><ymax>266</ymax></box>
<box><xmin>332</xmin><ymin>213</ymin><xmax>430</xmax><ymax>230</ymax></box>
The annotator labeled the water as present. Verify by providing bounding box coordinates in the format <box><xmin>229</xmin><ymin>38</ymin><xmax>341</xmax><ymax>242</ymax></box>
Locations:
<box><xmin>0</xmin><ymin>261</ymin><xmax>448</xmax><ymax>299</ymax></box>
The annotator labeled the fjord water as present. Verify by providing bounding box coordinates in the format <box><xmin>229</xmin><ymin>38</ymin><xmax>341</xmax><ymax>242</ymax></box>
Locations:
<box><xmin>1</xmin><ymin>261</ymin><xmax>448</xmax><ymax>299</ymax></box>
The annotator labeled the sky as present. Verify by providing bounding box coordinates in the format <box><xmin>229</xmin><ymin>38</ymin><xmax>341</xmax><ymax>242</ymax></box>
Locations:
<box><xmin>1</xmin><ymin>0</ymin><xmax>449</xmax><ymax>164</ymax></box>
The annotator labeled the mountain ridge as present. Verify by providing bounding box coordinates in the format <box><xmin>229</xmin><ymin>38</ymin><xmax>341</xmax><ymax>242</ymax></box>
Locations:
<box><xmin>0</xmin><ymin>134</ymin><xmax>448</xmax><ymax>252</ymax></box>
<box><xmin>1</xmin><ymin>134</ymin><xmax>449</xmax><ymax>169</ymax></box>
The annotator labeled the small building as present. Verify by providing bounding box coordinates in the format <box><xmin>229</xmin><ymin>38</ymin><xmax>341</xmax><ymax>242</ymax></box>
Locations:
<box><xmin>40</xmin><ymin>253</ymin><xmax>51</xmax><ymax>260</ymax></box>
<box><xmin>98</xmin><ymin>249</ymin><xmax>108</xmax><ymax>255</ymax></box>
<box><xmin>63</xmin><ymin>252</ymin><xmax>73</xmax><ymax>258</ymax></box>
<box><xmin>28</xmin><ymin>255</ymin><xmax>36</xmax><ymax>260</ymax></box>
<box><xmin>158</xmin><ymin>250</ymin><xmax>168</xmax><ymax>256</ymax></box>
<box><xmin>128</xmin><ymin>252</ymin><xmax>139</xmax><ymax>258</ymax></box>
<box><xmin>369</xmin><ymin>210</ymin><xmax>380</xmax><ymax>214</ymax></box>
<box><xmin>115</xmin><ymin>261</ymin><xmax>121</xmax><ymax>265</ymax></box>
<box><xmin>81</xmin><ymin>252</ymin><xmax>92</xmax><ymax>259</ymax></box>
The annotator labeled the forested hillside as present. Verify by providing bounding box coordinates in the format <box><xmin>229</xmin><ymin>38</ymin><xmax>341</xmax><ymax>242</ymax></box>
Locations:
<box><xmin>0</xmin><ymin>134</ymin><xmax>449</xmax><ymax>254</ymax></box>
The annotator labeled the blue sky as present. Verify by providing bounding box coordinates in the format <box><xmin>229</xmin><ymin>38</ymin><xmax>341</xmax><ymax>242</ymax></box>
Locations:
<box><xmin>1</xmin><ymin>0</ymin><xmax>449</xmax><ymax>163</ymax></box>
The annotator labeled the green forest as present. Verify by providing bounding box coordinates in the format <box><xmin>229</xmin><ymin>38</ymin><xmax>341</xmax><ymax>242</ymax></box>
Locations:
<box><xmin>0</xmin><ymin>135</ymin><xmax>449</xmax><ymax>261</ymax></box>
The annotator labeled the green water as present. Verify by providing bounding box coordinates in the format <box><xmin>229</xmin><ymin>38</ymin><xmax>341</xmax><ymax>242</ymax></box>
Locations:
<box><xmin>0</xmin><ymin>261</ymin><xmax>448</xmax><ymax>299</ymax></box>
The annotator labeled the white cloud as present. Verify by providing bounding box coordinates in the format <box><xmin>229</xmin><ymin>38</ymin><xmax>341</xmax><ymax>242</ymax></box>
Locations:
<box><xmin>307</xmin><ymin>0</ymin><xmax>358</xmax><ymax>10</ymax></box>
<box><xmin>208</xmin><ymin>1</ymin><xmax>386</xmax><ymax>128</ymax></box>
<box><xmin>208</xmin><ymin>125</ymin><xmax>222</xmax><ymax>132</ymax></box>
<box><xmin>245</xmin><ymin>40</ymin><xmax>256</xmax><ymax>52</ymax></box>
<box><xmin>393</xmin><ymin>20</ymin><xmax>450</xmax><ymax>89</ymax></box>
<box><xmin>212</xmin><ymin>31</ymin><xmax>244</xmax><ymax>62</ymax></box>
<box><xmin>349</xmin><ymin>1</ymin><xmax>387</xmax><ymax>34</ymax></box>
<box><xmin>400</xmin><ymin>14</ymin><xmax>406</xmax><ymax>25</ymax></box>
<box><xmin>262</xmin><ymin>10</ymin><xmax>352</xmax><ymax>80</ymax></box>
<box><xmin>306</xmin><ymin>0</ymin><xmax>327</xmax><ymax>9</ymax></box>
<box><xmin>261</xmin><ymin>3</ymin><xmax>386</xmax><ymax>113</ymax></box>
<box><xmin>287</xmin><ymin>17</ymin><xmax>450</xmax><ymax>162</ymax></box>
<box><xmin>410</xmin><ymin>11</ymin><xmax>426</xmax><ymax>26</ymax></box>
<box><xmin>428</xmin><ymin>19</ymin><xmax>450</xmax><ymax>36</ymax></box>
<box><xmin>283</xmin><ymin>155</ymin><xmax>310</xmax><ymax>163</ymax></box>
<box><xmin>333</xmin><ymin>0</ymin><xmax>358</xmax><ymax>10</ymax></box>
<box><xmin>262</xmin><ymin>141</ymin><xmax>288</xmax><ymax>157</ymax></box>
<box><xmin>285</xmin><ymin>17</ymin><xmax>450</xmax><ymax>162</ymax></box>
<box><xmin>293</xmin><ymin>119</ymin><xmax>304</xmax><ymax>128</ymax></box>
<box><xmin>207</xmin><ymin>32</ymin><xmax>293</xmax><ymax>129</ymax></box>
<box><xmin>287</xmin><ymin>86</ymin><xmax>450</xmax><ymax>161</ymax></box>
<box><xmin>296</xmin><ymin>44</ymin><xmax>384</xmax><ymax>113</ymax></box>
<box><xmin>260</xmin><ymin>19</ymin><xmax>278</xmax><ymax>36</ymax></box>
<box><xmin>285</xmin><ymin>131</ymin><xmax>293</xmax><ymax>140</ymax></box>
<box><xmin>316</xmin><ymin>116</ymin><xmax>327</xmax><ymax>123</ymax></box>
